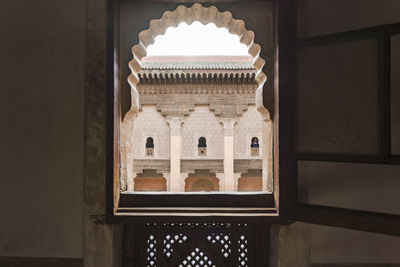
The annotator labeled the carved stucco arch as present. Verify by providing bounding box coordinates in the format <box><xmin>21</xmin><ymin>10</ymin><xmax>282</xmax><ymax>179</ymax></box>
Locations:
<box><xmin>121</xmin><ymin>4</ymin><xmax>273</xmax><ymax>193</ymax></box>
<box><xmin>125</xmin><ymin>3</ymin><xmax>270</xmax><ymax>122</ymax></box>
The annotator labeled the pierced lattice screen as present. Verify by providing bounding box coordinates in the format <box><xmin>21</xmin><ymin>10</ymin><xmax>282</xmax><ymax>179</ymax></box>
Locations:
<box><xmin>123</xmin><ymin>222</ymin><xmax>268</xmax><ymax>267</ymax></box>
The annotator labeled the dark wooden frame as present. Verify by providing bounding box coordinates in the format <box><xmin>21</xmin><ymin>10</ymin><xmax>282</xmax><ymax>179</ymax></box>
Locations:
<box><xmin>296</xmin><ymin>204</ymin><xmax>400</xmax><ymax>236</ymax></box>
<box><xmin>276</xmin><ymin>0</ymin><xmax>297</xmax><ymax>224</ymax></box>
<box><xmin>105</xmin><ymin>0</ymin><xmax>289</xmax><ymax>222</ymax></box>
<box><xmin>296</xmin><ymin>22</ymin><xmax>400</xmax><ymax>164</ymax></box>
<box><xmin>106</xmin><ymin>0</ymin><xmax>400</xmax><ymax>235</ymax></box>
<box><xmin>294</xmin><ymin>23</ymin><xmax>400</xmax><ymax>236</ymax></box>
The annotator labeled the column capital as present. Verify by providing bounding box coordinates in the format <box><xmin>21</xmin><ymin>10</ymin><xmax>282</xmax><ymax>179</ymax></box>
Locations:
<box><xmin>166</xmin><ymin>117</ymin><xmax>184</xmax><ymax>136</ymax></box>
<box><xmin>220</xmin><ymin>118</ymin><xmax>237</xmax><ymax>136</ymax></box>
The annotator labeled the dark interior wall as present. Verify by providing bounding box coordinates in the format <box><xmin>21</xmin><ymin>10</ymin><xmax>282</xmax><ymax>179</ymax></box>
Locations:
<box><xmin>298</xmin><ymin>0</ymin><xmax>400</xmax><ymax>38</ymax></box>
<box><xmin>298</xmin><ymin>161</ymin><xmax>400</xmax><ymax>215</ymax></box>
<box><xmin>1</xmin><ymin>0</ymin><xmax>399</xmax><ymax>264</ymax></box>
<box><xmin>310</xmin><ymin>224</ymin><xmax>400</xmax><ymax>264</ymax></box>
<box><xmin>0</xmin><ymin>0</ymin><xmax>85</xmax><ymax>259</ymax></box>
<box><xmin>297</xmin><ymin>0</ymin><xmax>400</xmax><ymax>265</ymax></box>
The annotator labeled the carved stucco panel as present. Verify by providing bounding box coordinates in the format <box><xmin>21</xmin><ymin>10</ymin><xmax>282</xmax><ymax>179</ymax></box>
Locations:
<box><xmin>131</xmin><ymin>105</ymin><xmax>170</xmax><ymax>159</ymax></box>
<box><xmin>181</xmin><ymin>106</ymin><xmax>224</xmax><ymax>159</ymax></box>
<box><xmin>235</xmin><ymin>105</ymin><xmax>264</xmax><ymax>159</ymax></box>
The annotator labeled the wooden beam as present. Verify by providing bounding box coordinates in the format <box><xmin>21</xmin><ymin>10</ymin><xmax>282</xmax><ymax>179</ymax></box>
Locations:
<box><xmin>110</xmin><ymin>214</ymin><xmax>280</xmax><ymax>223</ymax></box>
<box><xmin>295</xmin><ymin>204</ymin><xmax>400</xmax><ymax>236</ymax></box>
<box><xmin>277</xmin><ymin>0</ymin><xmax>297</xmax><ymax>222</ymax></box>
<box><xmin>119</xmin><ymin>193</ymin><xmax>275</xmax><ymax>207</ymax></box>
<box><xmin>106</xmin><ymin>0</ymin><xmax>120</xmax><ymax>223</ymax></box>
<box><xmin>121</xmin><ymin>0</ymin><xmax>271</xmax><ymax>3</ymax></box>
<box><xmin>298</xmin><ymin>22</ymin><xmax>400</xmax><ymax>46</ymax></box>
<box><xmin>297</xmin><ymin>153</ymin><xmax>400</xmax><ymax>165</ymax></box>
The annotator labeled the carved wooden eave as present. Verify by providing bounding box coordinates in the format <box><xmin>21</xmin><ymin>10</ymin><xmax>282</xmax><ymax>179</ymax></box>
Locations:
<box><xmin>138</xmin><ymin>71</ymin><xmax>256</xmax><ymax>82</ymax></box>
<box><xmin>138</xmin><ymin>57</ymin><xmax>257</xmax><ymax>82</ymax></box>
<box><xmin>126</xmin><ymin>3</ymin><xmax>270</xmax><ymax>122</ymax></box>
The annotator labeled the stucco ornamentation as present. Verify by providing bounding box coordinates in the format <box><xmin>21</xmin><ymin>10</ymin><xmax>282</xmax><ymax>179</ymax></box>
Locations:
<box><xmin>126</xmin><ymin>3</ymin><xmax>270</xmax><ymax>122</ymax></box>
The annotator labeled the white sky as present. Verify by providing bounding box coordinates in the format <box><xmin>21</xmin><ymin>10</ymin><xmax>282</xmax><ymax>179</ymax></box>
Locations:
<box><xmin>146</xmin><ymin>21</ymin><xmax>249</xmax><ymax>56</ymax></box>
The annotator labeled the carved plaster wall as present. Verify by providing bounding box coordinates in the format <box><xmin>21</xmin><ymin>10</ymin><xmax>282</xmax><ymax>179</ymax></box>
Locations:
<box><xmin>128</xmin><ymin>105</ymin><xmax>267</xmax><ymax>161</ymax></box>
<box><xmin>131</xmin><ymin>105</ymin><xmax>170</xmax><ymax>159</ymax></box>
<box><xmin>235</xmin><ymin>105</ymin><xmax>264</xmax><ymax>159</ymax></box>
<box><xmin>181</xmin><ymin>106</ymin><xmax>224</xmax><ymax>159</ymax></box>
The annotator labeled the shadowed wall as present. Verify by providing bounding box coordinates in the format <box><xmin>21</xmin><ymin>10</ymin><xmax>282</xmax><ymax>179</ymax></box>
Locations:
<box><xmin>0</xmin><ymin>0</ymin><xmax>85</xmax><ymax>261</ymax></box>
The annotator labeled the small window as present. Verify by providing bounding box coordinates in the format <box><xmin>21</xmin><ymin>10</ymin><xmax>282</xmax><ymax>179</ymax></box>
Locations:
<box><xmin>146</xmin><ymin>137</ymin><xmax>154</xmax><ymax>156</ymax></box>
<box><xmin>198</xmin><ymin>137</ymin><xmax>207</xmax><ymax>156</ymax></box>
<box><xmin>251</xmin><ymin>137</ymin><xmax>259</xmax><ymax>156</ymax></box>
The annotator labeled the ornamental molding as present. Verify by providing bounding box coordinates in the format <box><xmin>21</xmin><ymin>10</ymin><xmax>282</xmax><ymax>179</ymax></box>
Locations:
<box><xmin>166</xmin><ymin>117</ymin><xmax>185</xmax><ymax>136</ymax></box>
<box><xmin>138</xmin><ymin>70</ymin><xmax>256</xmax><ymax>81</ymax></box>
<box><xmin>138</xmin><ymin>82</ymin><xmax>257</xmax><ymax>95</ymax></box>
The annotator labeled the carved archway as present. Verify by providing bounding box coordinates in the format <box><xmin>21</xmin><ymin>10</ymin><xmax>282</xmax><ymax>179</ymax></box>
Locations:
<box><xmin>125</xmin><ymin>3</ymin><xmax>270</xmax><ymax>122</ymax></box>
<box><xmin>120</xmin><ymin>3</ymin><xmax>273</xmax><ymax>193</ymax></box>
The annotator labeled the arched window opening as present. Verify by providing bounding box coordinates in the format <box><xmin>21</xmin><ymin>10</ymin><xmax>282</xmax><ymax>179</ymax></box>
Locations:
<box><xmin>198</xmin><ymin>137</ymin><xmax>207</xmax><ymax>156</ymax></box>
<box><xmin>147</xmin><ymin>21</ymin><xmax>249</xmax><ymax>56</ymax></box>
<box><xmin>146</xmin><ymin>137</ymin><xmax>154</xmax><ymax>156</ymax></box>
<box><xmin>120</xmin><ymin>3</ymin><xmax>273</xmax><ymax>198</ymax></box>
<box><xmin>251</xmin><ymin>137</ymin><xmax>259</xmax><ymax>156</ymax></box>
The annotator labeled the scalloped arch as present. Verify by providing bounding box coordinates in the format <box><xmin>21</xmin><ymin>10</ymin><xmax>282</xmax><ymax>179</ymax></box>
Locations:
<box><xmin>126</xmin><ymin>3</ymin><xmax>270</xmax><ymax>121</ymax></box>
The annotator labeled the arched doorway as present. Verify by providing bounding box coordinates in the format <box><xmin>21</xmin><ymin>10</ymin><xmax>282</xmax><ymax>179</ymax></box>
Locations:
<box><xmin>185</xmin><ymin>170</ymin><xmax>219</xmax><ymax>192</ymax></box>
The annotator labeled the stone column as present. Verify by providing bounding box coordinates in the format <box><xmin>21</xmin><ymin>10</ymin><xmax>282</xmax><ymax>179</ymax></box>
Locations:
<box><xmin>163</xmin><ymin>173</ymin><xmax>171</xmax><ymax>191</ymax></box>
<box><xmin>121</xmin><ymin>120</ymin><xmax>135</xmax><ymax>192</ymax></box>
<box><xmin>221</xmin><ymin>119</ymin><xmax>236</xmax><ymax>192</ymax></box>
<box><xmin>167</xmin><ymin>117</ymin><xmax>184</xmax><ymax>192</ymax></box>
<box><xmin>127</xmin><ymin>172</ymin><xmax>136</xmax><ymax>192</ymax></box>
<box><xmin>234</xmin><ymin>173</ymin><xmax>241</xmax><ymax>192</ymax></box>
<box><xmin>216</xmin><ymin>173</ymin><xmax>224</xmax><ymax>192</ymax></box>
<box><xmin>180</xmin><ymin>173</ymin><xmax>188</xmax><ymax>191</ymax></box>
